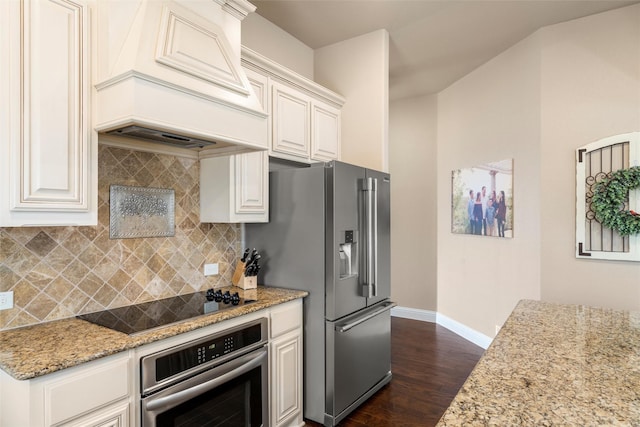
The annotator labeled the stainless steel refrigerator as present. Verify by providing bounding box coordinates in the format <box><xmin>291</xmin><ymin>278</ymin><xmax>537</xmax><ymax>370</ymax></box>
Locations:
<box><xmin>245</xmin><ymin>160</ymin><xmax>394</xmax><ymax>426</ymax></box>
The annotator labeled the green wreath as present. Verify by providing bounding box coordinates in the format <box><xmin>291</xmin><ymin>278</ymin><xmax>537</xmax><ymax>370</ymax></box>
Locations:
<box><xmin>591</xmin><ymin>166</ymin><xmax>640</xmax><ymax>236</ymax></box>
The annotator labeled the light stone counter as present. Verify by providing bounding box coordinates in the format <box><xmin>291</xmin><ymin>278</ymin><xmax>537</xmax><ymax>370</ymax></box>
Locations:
<box><xmin>0</xmin><ymin>286</ymin><xmax>307</xmax><ymax>380</ymax></box>
<box><xmin>437</xmin><ymin>299</ymin><xmax>640</xmax><ymax>426</ymax></box>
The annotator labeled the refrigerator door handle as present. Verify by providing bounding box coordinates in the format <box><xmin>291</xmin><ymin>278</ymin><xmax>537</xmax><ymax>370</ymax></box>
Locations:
<box><xmin>336</xmin><ymin>302</ymin><xmax>396</xmax><ymax>333</ymax></box>
<box><xmin>372</xmin><ymin>177</ymin><xmax>378</xmax><ymax>297</ymax></box>
<box><xmin>362</xmin><ymin>177</ymin><xmax>378</xmax><ymax>298</ymax></box>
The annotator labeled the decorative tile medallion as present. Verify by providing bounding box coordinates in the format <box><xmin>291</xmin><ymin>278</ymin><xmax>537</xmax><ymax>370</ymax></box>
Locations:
<box><xmin>110</xmin><ymin>185</ymin><xmax>175</xmax><ymax>239</ymax></box>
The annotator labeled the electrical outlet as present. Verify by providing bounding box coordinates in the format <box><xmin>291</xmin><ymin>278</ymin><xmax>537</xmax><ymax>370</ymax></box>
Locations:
<box><xmin>0</xmin><ymin>291</ymin><xmax>14</xmax><ymax>310</ymax></box>
<box><xmin>204</xmin><ymin>263</ymin><xmax>219</xmax><ymax>276</ymax></box>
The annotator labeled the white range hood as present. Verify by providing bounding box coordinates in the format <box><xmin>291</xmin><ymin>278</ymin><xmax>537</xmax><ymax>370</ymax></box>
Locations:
<box><xmin>95</xmin><ymin>0</ymin><xmax>267</xmax><ymax>154</ymax></box>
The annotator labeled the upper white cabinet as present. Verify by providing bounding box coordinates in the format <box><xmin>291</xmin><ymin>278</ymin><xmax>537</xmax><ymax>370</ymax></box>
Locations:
<box><xmin>0</xmin><ymin>0</ymin><xmax>97</xmax><ymax>227</ymax></box>
<box><xmin>242</xmin><ymin>46</ymin><xmax>345</xmax><ymax>164</ymax></box>
<box><xmin>200</xmin><ymin>151</ymin><xmax>269</xmax><ymax>223</ymax></box>
<box><xmin>200</xmin><ymin>66</ymin><xmax>270</xmax><ymax>223</ymax></box>
<box><xmin>272</xmin><ymin>81</ymin><xmax>312</xmax><ymax>160</ymax></box>
<box><xmin>311</xmin><ymin>101</ymin><xmax>341</xmax><ymax>162</ymax></box>
<box><xmin>201</xmin><ymin>47</ymin><xmax>344</xmax><ymax>223</ymax></box>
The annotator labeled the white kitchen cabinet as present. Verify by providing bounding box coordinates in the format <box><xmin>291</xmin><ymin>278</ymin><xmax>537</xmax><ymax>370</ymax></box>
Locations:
<box><xmin>199</xmin><ymin>67</ymin><xmax>269</xmax><ymax>223</ymax></box>
<box><xmin>0</xmin><ymin>299</ymin><xmax>305</xmax><ymax>427</ymax></box>
<box><xmin>242</xmin><ymin>46</ymin><xmax>344</xmax><ymax>164</ymax></box>
<box><xmin>200</xmin><ymin>151</ymin><xmax>269</xmax><ymax>223</ymax></box>
<box><xmin>271</xmin><ymin>82</ymin><xmax>340</xmax><ymax>163</ymax></box>
<box><xmin>0</xmin><ymin>0</ymin><xmax>97</xmax><ymax>227</ymax></box>
<box><xmin>272</xmin><ymin>81</ymin><xmax>312</xmax><ymax>161</ymax></box>
<box><xmin>202</xmin><ymin>47</ymin><xmax>344</xmax><ymax>225</ymax></box>
<box><xmin>58</xmin><ymin>400</ymin><xmax>129</xmax><ymax>427</ymax></box>
<box><xmin>0</xmin><ymin>352</ymin><xmax>132</xmax><ymax>427</ymax></box>
<box><xmin>311</xmin><ymin>100</ymin><xmax>341</xmax><ymax>162</ymax></box>
<box><xmin>269</xmin><ymin>299</ymin><xmax>304</xmax><ymax>427</ymax></box>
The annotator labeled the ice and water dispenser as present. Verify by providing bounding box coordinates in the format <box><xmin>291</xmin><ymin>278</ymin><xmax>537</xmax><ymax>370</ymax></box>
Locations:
<box><xmin>339</xmin><ymin>230</ymin><xmax>358</xmax><ymax>279</ymax></box>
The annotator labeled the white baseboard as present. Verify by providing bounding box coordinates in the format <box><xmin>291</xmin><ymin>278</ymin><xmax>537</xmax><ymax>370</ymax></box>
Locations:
<box><xmin>391</xmin><ymin>306</ymin><xmax>492</xmax><ymax>350</ymax></box>
<box><xmin>436</xmin><ymin>313</ymin><xmax>492</xmax><ymax>349</ymax></box>
<box><xmin>391</xmin><ymin>306</ymin><xmax>437</xmax><ymax>322</ymax></box>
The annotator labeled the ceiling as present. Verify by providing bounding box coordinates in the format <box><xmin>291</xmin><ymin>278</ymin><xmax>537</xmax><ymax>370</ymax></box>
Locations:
<box><xmin>251</xmin><ymin>0</ymin><xmax>639</xmax><ymax>100</ymax></box>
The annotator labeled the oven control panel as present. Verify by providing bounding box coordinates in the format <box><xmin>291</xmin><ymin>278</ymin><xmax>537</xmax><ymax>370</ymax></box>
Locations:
<box><xmin>155</xmin><ymin>322</ymin><xmax>262</xmax><ymax>382</ymax></box>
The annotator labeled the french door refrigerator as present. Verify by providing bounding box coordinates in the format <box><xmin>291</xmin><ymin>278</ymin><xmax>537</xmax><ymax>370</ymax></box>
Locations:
<box><xmin>245</xmin><ymin>160</ymin><xmax>394</xmax><ymax>426</ymax></box>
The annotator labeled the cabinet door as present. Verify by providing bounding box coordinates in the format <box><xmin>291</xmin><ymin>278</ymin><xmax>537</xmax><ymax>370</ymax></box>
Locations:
<box><xmin>1</xmin><ymin>0</ymin><xmax>96</xmax><ymax>226</ymax></box>
<box><xmin>234</xmin><ymin>151</ymin><xmax>268</xmax><ymax>219</ymax></box>
<box><xmin>270</xmin><ymin>330</ymin><xmax>302</xmax><ymax>427</ymax></box>
<box><xmin>58</xmin><ymin>400</ymin><xmax>129</xmax><ymax>427</ymax></box>
<box><xmin>244</xmin><ymin>67</ymin><xmax>269</xmax><ymax>115</ymax></box>
<box><xmin>311</xmin><ymin>101</ymin><xmax>341</xmax><ymax>161</ymax></box>
<box><xmin>238</xmin><ymin>67</ymin><xmax>269</xmax><ymax>221</ymax></box>
<box><xmin>200</xmin><ymin>153</ymin><xmax>268</xmax><ymax>223</ymax></box>
<box><xmin>272</xmin><ymin>82</ymin><xmax>310</xmax><ymax>161</ymax></box>
<box><xmin>200</xmin><ymin>68</ymin><xmax>269</xmax><ymax>224</ymax></box>
<box><xmin>43</xmin><ymin>353</ymin><xmax>130</xmax><ymax>426</ymax></box>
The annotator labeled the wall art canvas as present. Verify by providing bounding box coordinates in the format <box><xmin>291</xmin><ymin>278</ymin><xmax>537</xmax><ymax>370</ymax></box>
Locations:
<box><xmin>451</xmin><ymin>159</ymin><xmax>513</xmax><ymax>238</ymax></box>
<box><xmin>110</xmin><ymin>185</ymin><xmax>175</xmax><ymax>239</ymax></box>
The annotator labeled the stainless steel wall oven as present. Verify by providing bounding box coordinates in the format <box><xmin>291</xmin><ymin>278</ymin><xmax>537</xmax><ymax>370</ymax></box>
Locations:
<box><xmin>140</xmin><ymin>318</ymin><xmax>269</xmax><ymax>427</ymax></box>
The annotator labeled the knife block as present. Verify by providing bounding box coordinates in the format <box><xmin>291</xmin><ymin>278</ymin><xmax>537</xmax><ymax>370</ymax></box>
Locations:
<box><xmin>237</xmin><ymin>275</ymin><xmax>257</xmax><ymax>290</ymax></box>
<box><xmin>231</xmin><ymin>261</ymin><xmax>245</xmax><ymax>286</ymax></box>
<box><xmin>242</xmin><ymin>288</ymin><xmax>258</xmax><ymax>300</ymax></box>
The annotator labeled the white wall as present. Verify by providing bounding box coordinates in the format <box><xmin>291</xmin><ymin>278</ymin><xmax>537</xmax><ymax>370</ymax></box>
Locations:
<box><xmin>539</xmin><ymin>5</ymin><xmax>640</xmax><ymax>308</ymax></box>
<box><xmin>315</xmin><ymin>30</ymin><xmax>389</xmax><ymax>172</ymax></box>
<box><xmin>389</xmin><ymin>95</ymin><xmax>438</xmax><ymax>311</ymax></box>
<box><xmin>241</xmin><ymin>12</ymin><xmax>314</xmax><ymax>79</ymax></box>
<box><xmin>435</xmin><ymin>4</ymin><xmax>640</xmax><ymax>338</ymax></box>
<box><xmin>437</xmin><ymin>33</ymin><xmax>543</xmax><ymax>338</ymax></box>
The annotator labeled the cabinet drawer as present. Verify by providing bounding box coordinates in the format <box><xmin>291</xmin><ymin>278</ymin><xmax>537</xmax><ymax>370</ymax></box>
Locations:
<box><xmin>59</xmin><ymin>400</ymin><xmax>129</xmax><ymax>427</ymax></box>
<box><xmin>44</xmin><ymin>354</ymin><xmax>130</xmax><ymax>425</ymax></box>
<box><xmin>270</xmin><ymin>300</ymin><xmax>302</xmax><ymax>338</ymax></box>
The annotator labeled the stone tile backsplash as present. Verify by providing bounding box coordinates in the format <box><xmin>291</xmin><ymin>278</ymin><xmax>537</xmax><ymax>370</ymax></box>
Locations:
<box><xmin>0</xmin><ymin>145</ymin><xmax>240</xmax><ymax>330</ymax></box>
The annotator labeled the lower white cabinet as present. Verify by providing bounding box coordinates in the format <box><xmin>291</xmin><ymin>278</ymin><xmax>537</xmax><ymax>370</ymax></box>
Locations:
<box><xmin>0</xmin><ymin>352</ymin><xmax>132</xmax><ymax>427</ymax></box>
<box><xmin>271</xmin><ymin>330</ymin><xmax>303</xmax><ymax>427</ymax></box>
<box><xmin>269</xmin><ymin>299</ymin><xmax>304</xmax><ymax>427</ymax></box>
<box><xmin>0</xmin><ymin>300</ymin><xmax>304</xmax><ymax>427</ymax></box>
<box><xmin>58</xmin><ymin>400</ymin><xmax>129</xmax><ymax>427</ymax></box>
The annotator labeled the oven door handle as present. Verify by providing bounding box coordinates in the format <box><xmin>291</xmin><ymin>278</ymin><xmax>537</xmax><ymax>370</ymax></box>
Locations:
<box><xmin>146</xmin><ymin>349</ymin><xmax>267</xmax><ymax>412</ymax></box>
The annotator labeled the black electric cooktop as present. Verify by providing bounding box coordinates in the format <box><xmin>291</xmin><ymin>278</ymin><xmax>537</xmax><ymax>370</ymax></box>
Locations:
<box><xmin>77</xmin><ymin>289</ymin><xmax>256</xmax><ymax>335</ymax></box>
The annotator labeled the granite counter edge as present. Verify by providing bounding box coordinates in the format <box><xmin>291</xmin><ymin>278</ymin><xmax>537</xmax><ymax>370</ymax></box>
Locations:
<box><xmin>0</xmin><ymin>287</ymin><xmax>308</xmax><ymax>381</ymax></box>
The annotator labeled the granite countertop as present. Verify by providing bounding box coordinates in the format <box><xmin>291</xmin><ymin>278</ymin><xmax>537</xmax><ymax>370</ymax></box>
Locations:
<box><xmin>437</xmin><ymin>299</ymin><xmax>640</xmax><ymax>426</ymax></box>
<box><xmin>0</xmin><ymin>286</ymin><xmax>307</xmax><ymax>381</ymax></box>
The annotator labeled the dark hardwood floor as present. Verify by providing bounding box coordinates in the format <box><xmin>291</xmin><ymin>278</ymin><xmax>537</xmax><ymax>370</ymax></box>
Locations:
<box><xmin>304</xmin><ymin>317</ymin><xmax>485</xmax><ymax>427</ymax></box>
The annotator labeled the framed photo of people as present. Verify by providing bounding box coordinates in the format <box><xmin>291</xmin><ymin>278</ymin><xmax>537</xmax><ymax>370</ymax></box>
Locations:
<box><xmin>451</xmin><ymin>159</ymin><xmax>513</xmax><ymax>238</ymax></box>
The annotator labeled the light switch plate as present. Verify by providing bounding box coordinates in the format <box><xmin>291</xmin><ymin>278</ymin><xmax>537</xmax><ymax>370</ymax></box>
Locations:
<box><xmin>204</xmin><ymin>263</ymin><xmax>219</xmax><ymax>276</ymax></box>
<box><xmin>0</xmin><ymin>291</ymin><xmax>14</xmax><ymax>310</ymax></box>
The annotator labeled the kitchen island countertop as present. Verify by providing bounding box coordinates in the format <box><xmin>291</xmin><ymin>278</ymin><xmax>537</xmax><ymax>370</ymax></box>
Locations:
<box><xmin>437</xmin><ymin>299</ymin><xmax>640</xmax><ymax>425</ymax></box>
<box><xmin>0</xmin><ymin>286</ymin><xmax>307</xmax><ymax>380</ymax></box>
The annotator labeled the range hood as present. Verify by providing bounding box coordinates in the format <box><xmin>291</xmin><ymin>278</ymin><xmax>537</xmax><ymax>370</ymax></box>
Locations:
<box><xmin>94</xmin><ymin>0</ymin><xmax>267</xmax><ymax>155</ymax></box>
